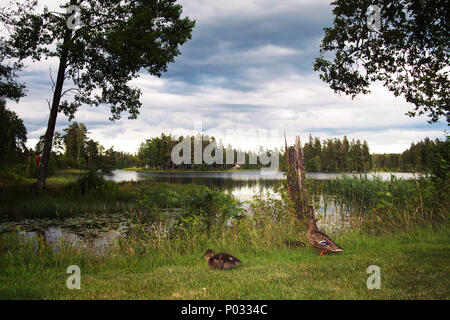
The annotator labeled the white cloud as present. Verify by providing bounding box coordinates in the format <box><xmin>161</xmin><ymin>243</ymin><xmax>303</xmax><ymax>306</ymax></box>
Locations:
<box><xmin>244</xmin><ymin>45</ymin><xmax>299</xmax><ymax>57</ymax></box>
<box><xmin>16</xmin><ymin>67</ymin><xmax>445</xmax><ymax>154</ymax></box>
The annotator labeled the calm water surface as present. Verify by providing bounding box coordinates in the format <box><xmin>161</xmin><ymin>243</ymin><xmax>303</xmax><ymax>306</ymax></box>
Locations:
<box><xmin>104</xmin><ymin>170</ymin><xmax>417</xmax><ymax>202</ymax></box>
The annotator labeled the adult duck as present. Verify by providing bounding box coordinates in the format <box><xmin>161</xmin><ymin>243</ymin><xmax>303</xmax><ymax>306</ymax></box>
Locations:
<box><xmin>201</xmin><ymin>249</ymin><xmax>242</xmax><ymax>270</ymax></box>
<box><xmin>307</xmin><ymin>206</ymin><xmax>344</xmax><ymax>256</ymax></box>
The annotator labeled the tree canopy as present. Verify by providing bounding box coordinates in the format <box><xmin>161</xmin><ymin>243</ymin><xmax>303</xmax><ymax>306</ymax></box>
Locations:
<box><xmin>8</xmin><ymin>0</ymin><xmax>195</xmax><ymax>121</ymax></box>
<box><xmin>314</xmin><ymin>0</ymin><xmax>449</xmax><ymax>123</ymax></box>
<box><xmin>292</xmin><ymin>135</ymin><xmax>371</xmax><ymax>173</ymax></box>
<box><xmin>63</xmin><ymin>122</ymin><xmax>88</xmax><ymax>160</ymax></box>
<box><xmin>0</xmin><ymin>5</ymin><xmax>26</xmax><ymax>101</ymax></box>
<box><xmin>372</xmin><ymin>136</ymin><xmax>449</xmax><ymax>173</ymax></box>
<box><xmin>4</xmin><ymin>0</ymin><xmax>195</xmax><ymax>188</ymax></box>
<box><xmin>0</xmin><ymin>98</ymin><xmax>27</xmax><ymax>165</ymax></box>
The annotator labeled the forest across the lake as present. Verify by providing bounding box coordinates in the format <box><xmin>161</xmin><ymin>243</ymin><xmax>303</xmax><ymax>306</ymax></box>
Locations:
<box><xmin>2</xmin><ymin>121</ymin><xmax>447</xmax><ymax>182</ymax></box>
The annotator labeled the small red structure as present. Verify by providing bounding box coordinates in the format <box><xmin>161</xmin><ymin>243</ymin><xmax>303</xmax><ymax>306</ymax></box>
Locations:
<box><xmin>36</xmin><ymin>154</ymin><xmax>41</xmax><ymax>166</ymax></box>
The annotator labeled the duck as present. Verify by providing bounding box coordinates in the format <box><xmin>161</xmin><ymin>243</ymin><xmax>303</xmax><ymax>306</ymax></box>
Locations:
<box><xmin>201</xmin><ymin>249</ymin><xmax>242</xmax><ymax>270</ymax></box>
<box><xmin>307</xmin><ymin>206</ymin><xmax>344</xmax><ymax>256</ymax></box>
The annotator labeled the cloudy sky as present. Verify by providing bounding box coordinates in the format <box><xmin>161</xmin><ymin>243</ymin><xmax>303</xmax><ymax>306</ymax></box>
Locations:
<box><xmin>3</xmin><ymin>0</ymin><xmax>447</xmax><ymax>154</ymax></box>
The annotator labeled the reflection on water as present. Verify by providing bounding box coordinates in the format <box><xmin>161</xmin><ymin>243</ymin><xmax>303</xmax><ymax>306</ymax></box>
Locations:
<box><xmin>104</xmin><ymin>169</ymin><xmax>417</xmax><ymax>183</ymax></box>
<box><xmin>104</xmin><ymin>170</ymin><xmax>417</xmax><ymax>202</ymax></box>
<box><xmin>104</xmin><ymin>170</ymin><xmax>284</xmax><ymax>202</ymax></box>
<box><xmin>0</xmin><ymin>213</ymin><xmax>130</xmax><ymax>237</ymax></box>
<box><xmin>18</xmin><ymin>227</ymin><xmax>122</xmax><ymax>255</ymax></box>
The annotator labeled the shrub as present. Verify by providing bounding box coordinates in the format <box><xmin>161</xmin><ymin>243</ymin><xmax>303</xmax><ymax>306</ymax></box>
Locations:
<box><xmin>180</xmin><ymin>186</ymin><xmax>243</xmax><ymax>227</ymax></box>
<box><xmin>66</xmin><ymin>170</ymin><xmax>118</xmax><ymax>196</ymax></box>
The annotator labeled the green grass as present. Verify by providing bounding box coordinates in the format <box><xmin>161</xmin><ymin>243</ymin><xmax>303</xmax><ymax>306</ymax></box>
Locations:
<box><xmin>0</xmin><ymin>226</ymin><xmax>448</xmax><ymax>299</ymax></box>
<box><xmin>0</xmin><ymin>179</ymin><xmax>134</xmax><ymax>220</ymax></box>
<box><xmin>0</xmin><ymin>170</ymin><xmax>230</xmax><ymax>220</ymax></box>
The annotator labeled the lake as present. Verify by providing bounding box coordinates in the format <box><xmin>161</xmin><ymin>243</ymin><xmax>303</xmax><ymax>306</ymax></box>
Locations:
<box><xmin>103</xmin><ymin>169</ymin><xmax>417</xmax><ymax>202</ymax></box>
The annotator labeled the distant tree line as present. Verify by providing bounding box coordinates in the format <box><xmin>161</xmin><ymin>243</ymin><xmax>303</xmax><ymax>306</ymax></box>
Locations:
<box><xmin>138</xmin><ymin>134</ymin><xmax>275</xmax><ymax>171</ymax></box>
<box><xmin>372</xmin><ymin>138</ymin><xmax>449</xmax><ymax>172</ymax></box>
<box><xmin>139</xmin><ymin>134</ymin><xmax>377</xmax><ymax>173</ymax></box>
<box><xmin>33</xmin><ymin>122</ymin><xmax>138</xmax><ymax>173</ymax></box>
<box><xmin>279</xmin><ymin>135</ymin><xmax>372</xmax><ymax>173</ymax></box>
<box><xmin>1</xmin><ymin>111</ymin><xmax>447</xmax><ymax>176</ymax></box>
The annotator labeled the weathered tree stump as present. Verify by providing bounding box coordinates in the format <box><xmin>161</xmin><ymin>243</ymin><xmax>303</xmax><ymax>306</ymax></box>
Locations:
<box><xmin>284</xmin><ymin>135</ymin><xmax>309</xmax><ymax>220</ymax></box>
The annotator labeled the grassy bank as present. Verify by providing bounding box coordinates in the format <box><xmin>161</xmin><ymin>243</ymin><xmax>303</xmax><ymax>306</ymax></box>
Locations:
<box><xmin>0</xmin><ymin>171</ymin><xmax>132</xmax><ymax>220</ymax></box>
<box><xmin>0</xmin><ymin>226</ymin><xmax>448</xmax><ymax>299</ymax></box>
<box><xmin>0</xmin><ymin>170</ymin><xmax>238</xmax><ymax>220</ymax></box>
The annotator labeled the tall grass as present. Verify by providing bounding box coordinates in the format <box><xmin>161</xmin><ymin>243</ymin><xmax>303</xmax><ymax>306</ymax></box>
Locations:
<box><xmin>316</xmin><ymin>175</ymin><xmax>447</xmax><ymax>232</ymax></box>
<box><xmin>0</xmin><ymin>196</ymin><xmax>305</xmax><ymax>268</ymax></box>
<box><xmin>122</xmin><ymin>184</ymin><xmax>302</xmax><ymax>260</ymax></box>
<box><xmin>0</xmin><ymin>178</ymin><xmax>134</xmax><ymax>220</ymax></box>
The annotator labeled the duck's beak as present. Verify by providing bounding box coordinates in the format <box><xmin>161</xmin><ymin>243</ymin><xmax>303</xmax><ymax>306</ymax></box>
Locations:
<box><xmin>201</xmin><ymin>254</ymin><xmax>206</xmax><ymax>259</ymax></box>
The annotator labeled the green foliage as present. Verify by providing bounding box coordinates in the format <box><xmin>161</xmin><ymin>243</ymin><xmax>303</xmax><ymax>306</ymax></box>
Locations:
<box><xmin>1</xmin><ymin>189</ymin><xmax>448</xmax><ymax>299</ymax></box>
<box><xmin>1</xmin><ymin>226</ymin><xmax>449</xmax><ymax>299</ymax></box>
<box><xmin>137</xmin><ymin>133</ymin><xmax>277</xmax><ymax>171</ymax></box>
<box><xmin>133</xmin><ymin>183</ymin><xmax>244</xmax><ymax>229</ymax></box>
<box><xmin>180</xmin><ymin>186</ymin><xmax>243</xmax><ymax>227</ymax></box>
<box><xmin>138</xmin><ymin>133</ymin><xmax>175</xmax><ymax>170</ymax></box>
<box><xmin>0</xmin><ymin>167</ymin><xmax>25</xmax><ymax>182</ymax></box>
<box><xmin>0</xmin><ymin>98</ymin><xmax>27</xmax><ymax>166</ymax></box>
<box><xmin>0</xmin><ymin>10</ymin><xmax>25</xmax><ymax>102</ymax></box>
<box><xmin>63</xmin><ymin>122</ymin><xmax>87</xmax><ymax>160</ymax></box>
<box><xmin>6</xmin><ymin>0</ymin><xmax>196</xmax><ymax>121</ymax></box>
<box><xmin>426</xmin><ymin>135</ymin><xmax>449</xmax><ymax>205</ymax></box>
<box><xmin>0</xmin><ymin>170</ymin><xmax>135</xmax><ymax>219</ymax></box>
<box><xmin>373</xmin><ymin>136</ymin><xmax>449</xmax><ymax>173</ymax></box>
<box><xmin>3</xmin><ymin>0</ymin><xmax>195</xmax><ymax>188</ymax></box>
<box><xmin>428</xmin><ymin>135</ymin><xmax>449</xmax><ymax>183</ymax></box>
<box><xmin>35</xmin><ymin>131</ymin><xmax>64</xmax><ymax>155</ymax></box>
<box><xmin>250</xmin><ymin>188</ymin><xmax>306</xmax><ymax>246</ymax></box>
<box><xmin>32</xmin><ymin>122</ymin><xmax>138</xmax><ymax>171</ymax></box>
<box><xmin>282</xmin><ymin>135</ymin><xmax>371</xmax><ymax>173</ymax></box>
<box><xmin>66</xmin><ymin>170</ymin><xmax>118</xmax><ymax>196</ymax></box>
<box><xmin>315</xmin><ymin>0</ymin><xmax>449</xmax><ymax>123</ymax></box>
<box><xmin>125</xmin><ymin>184</ymin><xmax>306</xmax><ymax>259</ymax></box>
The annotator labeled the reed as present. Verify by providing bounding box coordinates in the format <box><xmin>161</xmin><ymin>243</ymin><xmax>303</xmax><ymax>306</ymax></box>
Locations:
<box><xmin>315</xmin><ymin>175</ymin><xmax>447</xmax><ymax>232</ymax></box>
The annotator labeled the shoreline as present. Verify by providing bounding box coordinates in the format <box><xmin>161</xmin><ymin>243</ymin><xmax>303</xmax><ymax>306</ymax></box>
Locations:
<box><xmin>121</xmin><ymin>167</ymin><xmax>417</xmax><ymax>174</ymax></box>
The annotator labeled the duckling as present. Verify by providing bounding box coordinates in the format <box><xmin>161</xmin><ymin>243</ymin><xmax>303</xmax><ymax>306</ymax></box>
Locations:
<box><xmin>307</xmin><ymin>206</ymin><xmax>344</xmax><ymax>256</ymax></box>
<box><xmin>201</xmin><ymin>249</ymin><xmax>242</xmax><ymax>270</ymax></box>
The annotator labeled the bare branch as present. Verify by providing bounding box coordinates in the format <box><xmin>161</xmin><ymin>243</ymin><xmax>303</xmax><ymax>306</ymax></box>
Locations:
<box><xmin>60</xmin><ymin>87</ymin><xmax>80</xmax><ymax>98</ymax></box>
<box><xmin>48</xmin><ymin>66</ymin><xmax>55</xmax><ymax>93</ymax></box>
<box><xmin>46</xmin><ymin>97</ymin><xmax>52</xmax><ymax>111</ymax></box>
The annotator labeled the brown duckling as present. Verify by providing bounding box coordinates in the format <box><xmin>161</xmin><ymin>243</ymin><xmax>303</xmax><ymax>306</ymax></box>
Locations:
<box><xmin>201</xmin><ymin>249</ymin><xmax>242</xmax><ymax>270</ymax></box>
<box><xmin>307</xmin><ymin>206</ymin><xmax>344</xmax><ymax>256</ymax></box>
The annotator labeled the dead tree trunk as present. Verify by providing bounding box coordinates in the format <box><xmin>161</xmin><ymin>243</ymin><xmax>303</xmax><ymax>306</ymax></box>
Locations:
<box><xmin>284</xmin><ymin>135</ymin><xmax>309</xmax><ymax>219</ymax></box>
